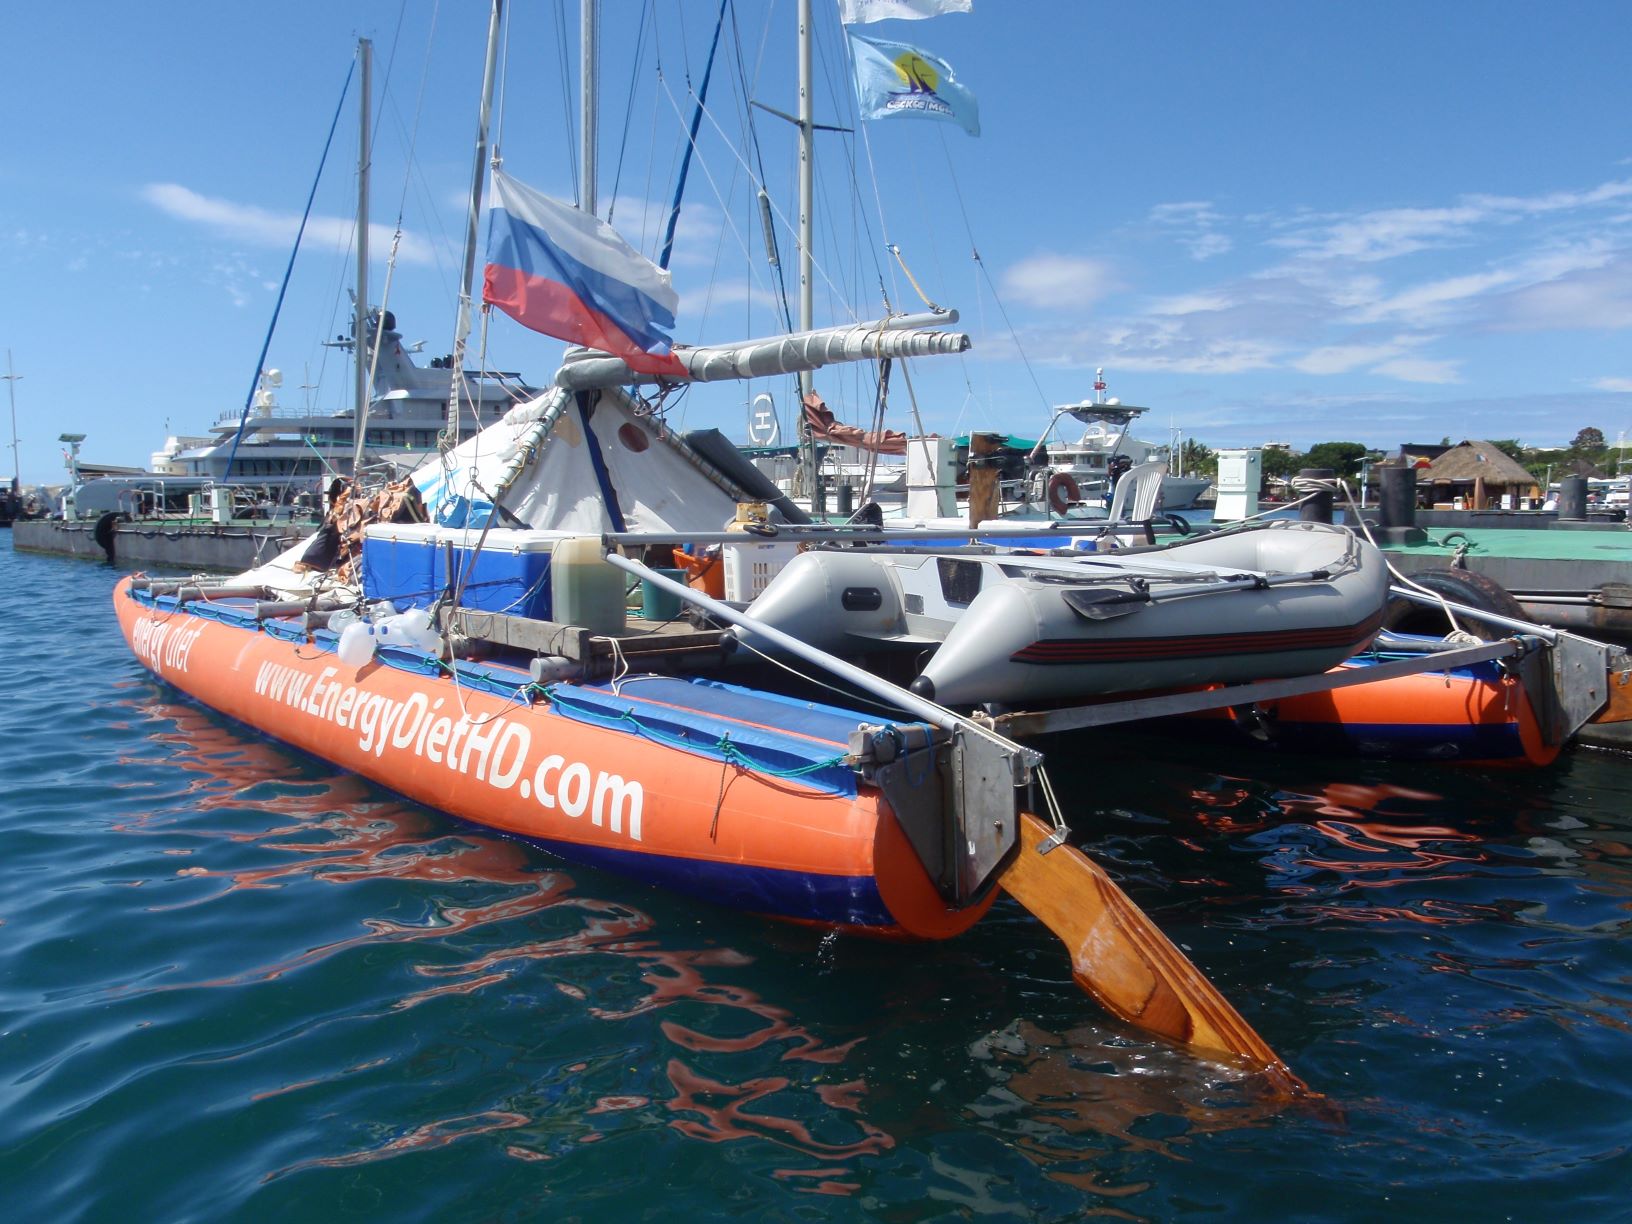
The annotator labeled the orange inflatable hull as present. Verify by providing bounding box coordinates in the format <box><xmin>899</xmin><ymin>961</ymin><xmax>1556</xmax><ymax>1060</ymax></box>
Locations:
<box><xmin>114</xmin><ymin>579</ymin><xmax>990</xmax><ymax>938</ymax></box>
<box><xmin>1185</xmin><ymin>654</ymin><xmax>1558</xmax><ymax>768</ymax></box>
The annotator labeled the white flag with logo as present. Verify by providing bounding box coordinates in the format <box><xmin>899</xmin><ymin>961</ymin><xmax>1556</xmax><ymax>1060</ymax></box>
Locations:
<box><xmin>848</xmin><ymin>31</ymin><xmax>980</xmax><ymax>136</ymax></box>
<box><xmin>839</xmin><ymin>0</ymin><xmax>972</xmax><ymax>24</ymax></box>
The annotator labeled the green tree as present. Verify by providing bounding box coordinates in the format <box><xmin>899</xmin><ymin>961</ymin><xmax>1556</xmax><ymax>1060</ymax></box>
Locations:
<box><xmin>1303</xmin><ymin>441</ymin><xmax>1368</xmax><ymax>479</ymax></box>
<box><xmin>1488</xmin><ymin>439</ymin><xmax>1527</xmax><ymax>462</ymax></box>
<box><xmin>1572</xmin><ymin>426</ymin><xmax>1606</xmax><ymax>452</ymax></box>
<box><xmin>1259</xmin><ymin>447</ymin><xmax>1305</xmax><ymax>480</ymax></box>
<box><xmin>1179</xmin><ymin>438</ymin><xmax>1216</xmax><ymax>479</ymax></box>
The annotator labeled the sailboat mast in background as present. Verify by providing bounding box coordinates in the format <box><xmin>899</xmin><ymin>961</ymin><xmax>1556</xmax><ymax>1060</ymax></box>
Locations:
<box><xmin>796</xmin><ymin>0</ymin><xmax>822</xmax><ymax>510</ymax></box>
<box><xmin>581</xmin><ymin>0</ymin><xmax>598</xmax><ymax>217</ymax></box>
<box><xmin>447</xmin><ymin>0</ymin><xmax>506</xmax><ymax>450</ymax></box>
<box><xmin>352</xmin><ymin>38</ymin><xmax>371</xmax><ymax>451</ymax></box>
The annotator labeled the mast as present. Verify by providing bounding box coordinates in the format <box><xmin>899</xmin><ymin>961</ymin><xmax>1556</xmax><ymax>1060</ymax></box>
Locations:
<box><xmin>580</xmin><ymin>0</ymin><xmax>598</xmax><ymax>216</ymax></box>
<box><xmin>796</xmin><ymin>0</ymin><xmax>820</xmax><ymax>508</ymax></box>
<box><xmin>3</xmin><ymin>350</ymin><xmax>19</xmax><ymax>494</ymax></box>
<box><xmin>797</xmin><ymin>0</ymin><xmax>813</xmax><ymax>365</ymax></box>
<box><xmin>447</xmin><ymin>0</ymin><xmax>506</xmax><ymax>449</ymax></box>
<box><xmin>351</xmin><ymin>38</ymin><xmax>371</xmax><ymax>471</ymax></box>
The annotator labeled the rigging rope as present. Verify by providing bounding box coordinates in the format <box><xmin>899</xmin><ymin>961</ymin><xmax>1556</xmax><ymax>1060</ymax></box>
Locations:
<box><xmin>886</xmin><ymin>244</ymin><xmax>942</xmax><ymax>313</ymax></box>
<box><xmin>935</xmin><ymin>127</ymin><xmax>1052</xmax><ymax>415</ymax></box>
<box><xmin>728</xmin><ymin>0</ymin><xmax>794</xmax><ymax>332</ymax></box>
<box><xmin>607</xmin><ymin>0</ymin><xmax>652</xmax><ymax>224</ymax></box>
<box><xmin>673</xmin><ymin>77</ymin><xmax>862</xmax><ymax>322</ymax></box>
<box><xmin>225</xmin><ymin>58</ymin><xmax>356</xmax><ymax>483</ymax></box>
<box><xmin>553</xmin><ymin>0</ymin><xmax>580</xmax><ymax>204</ymax></box>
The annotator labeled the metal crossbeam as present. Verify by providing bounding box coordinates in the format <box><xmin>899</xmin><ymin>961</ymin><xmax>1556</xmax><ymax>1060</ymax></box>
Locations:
<box><xmin>992</xmin><ymin>640</ymin><xmax>1524</xmax><ymax>738</ymax></box>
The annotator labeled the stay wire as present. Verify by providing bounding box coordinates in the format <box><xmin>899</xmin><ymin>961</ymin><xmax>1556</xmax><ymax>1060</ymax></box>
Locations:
<box><xmin>224</xmin><ymin>57</ymin><xmax>356</xmax><ymax>483</ymax></box>
<box><xmin>554</xmin><ymin>0</ymin><xmax>580</xmax><ymax>203</ymax></box>
<box><xmin>606</xmin><ymin>0</ymin><xmax>651</xmax><ymax>222</ymax></box>
<box><xmin>729</xmin><ymin>0</ymin><xmax>794</xmax><ymax>331</ymax></box>
<box><xmin>936</xmin><ymin>126</ymin><xmax>1051</xmax><ymax>414</ymax></box>
<box><xmin>366</xmin><ymin>16</ymin><xmax>446</xmax><ymax>432</ymax></box>
<box><xmin>676</xmin><ymin>81</ymin><xmax>860</xmax><ymax>322</ymax></box>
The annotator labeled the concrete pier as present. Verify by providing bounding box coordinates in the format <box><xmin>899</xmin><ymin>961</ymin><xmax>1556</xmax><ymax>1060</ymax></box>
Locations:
<box><xmin>13</xmin><ymin>518</ymin><xmax>313</xmax><ymax>573</ymax></box>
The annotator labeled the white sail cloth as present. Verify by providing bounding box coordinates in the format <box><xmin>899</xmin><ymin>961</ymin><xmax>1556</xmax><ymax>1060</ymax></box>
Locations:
<box><xmin>410</xmin><ymin>386</ymin><xmax>739</xmax><ymax>535</ymax></box>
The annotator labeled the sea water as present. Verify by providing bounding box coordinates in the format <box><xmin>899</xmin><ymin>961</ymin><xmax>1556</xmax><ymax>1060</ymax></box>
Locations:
<box><xmin>4</xmin><ymin>534</ymin><xmax>1631</xmax><ymax>1220</ymax></box>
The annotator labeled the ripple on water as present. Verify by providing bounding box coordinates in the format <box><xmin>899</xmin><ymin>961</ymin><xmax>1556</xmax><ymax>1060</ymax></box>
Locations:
<box><xmin>5</xmin><ymin>539</ymin><xmax>1632</xmax><ymax>1219</ymax></box>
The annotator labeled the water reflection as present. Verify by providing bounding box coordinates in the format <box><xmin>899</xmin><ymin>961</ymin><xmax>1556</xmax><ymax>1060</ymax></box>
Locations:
<box><xmin>117</xmin><ymin>692</ymin><xmax>897</xmax><ymax>1188</ymax></box>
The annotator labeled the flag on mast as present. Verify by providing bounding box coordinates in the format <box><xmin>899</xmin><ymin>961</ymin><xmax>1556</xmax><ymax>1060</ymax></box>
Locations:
<box><xmin>483</xmin><ymin>170</ymin><xmax>685</xmax><ymax>376</ymax></box>
<box><xmin>839</xmin><ymin>0</ymin><xmax>971</xmax><ymax>23</ymax></box>
<box><xmin>847</xmin><ymin>32</ymin><xmax>980</xmax><ymax>136</ymax></box>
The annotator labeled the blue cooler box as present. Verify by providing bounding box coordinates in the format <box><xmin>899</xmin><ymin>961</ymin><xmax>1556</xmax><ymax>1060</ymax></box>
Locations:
<box><xmin>362</xmin><ymin>525</ymin><xmax>570</xmax><ymax>619</ymax></box>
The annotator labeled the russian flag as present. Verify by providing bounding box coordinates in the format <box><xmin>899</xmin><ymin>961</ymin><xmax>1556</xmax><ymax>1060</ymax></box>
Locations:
<box><xmin>483</xmin><ymin>170</ymin><xmax>686</xmax><ymax>376</ymax></box>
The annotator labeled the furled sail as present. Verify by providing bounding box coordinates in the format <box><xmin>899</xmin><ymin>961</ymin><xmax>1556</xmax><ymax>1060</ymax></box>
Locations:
<box><xmin>801</xmin><ymin>390</ymin><xmax>907</xmax><ymax>455</ymax></box>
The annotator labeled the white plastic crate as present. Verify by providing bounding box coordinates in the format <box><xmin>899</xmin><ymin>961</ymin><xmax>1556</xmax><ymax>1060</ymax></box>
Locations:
<box><xmin>723</xmin><ymin>540</ymin><xmax>801</xmax><ymax>602</ymax></box>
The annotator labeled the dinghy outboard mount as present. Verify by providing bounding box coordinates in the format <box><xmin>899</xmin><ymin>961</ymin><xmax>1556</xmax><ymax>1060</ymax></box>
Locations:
<box><xmin>850</xmin><ymin>722</ymin><xmax>1042</xmax><ymax>906</ymax></box>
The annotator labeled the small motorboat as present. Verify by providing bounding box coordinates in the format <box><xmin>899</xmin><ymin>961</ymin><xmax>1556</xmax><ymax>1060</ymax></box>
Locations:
<box><xmin>741</xmin><ymin>521</ymin><xmax>1391</xmax><ymax>705</ymax></box>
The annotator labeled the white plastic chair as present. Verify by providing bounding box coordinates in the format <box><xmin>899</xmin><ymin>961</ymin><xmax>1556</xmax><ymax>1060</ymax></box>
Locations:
<box><xmin>1104</xmin><ymin>460</ymin><xmax>1167</xmax><ymax>542</ymax></box>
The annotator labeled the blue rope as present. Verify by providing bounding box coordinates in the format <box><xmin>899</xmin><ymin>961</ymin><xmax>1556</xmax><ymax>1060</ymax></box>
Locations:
<box><xmin>659</xmin><ymin>0</ymin><xmax>730</xmax><ymax>270</ymax></box>
<box><xmin>224</xmin><ymin>57</ymin><xmax>357</xmax><ymax>482</ymax></box>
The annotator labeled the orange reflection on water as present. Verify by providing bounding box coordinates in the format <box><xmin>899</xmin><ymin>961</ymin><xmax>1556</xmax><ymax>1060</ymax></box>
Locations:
<box><xmin>664</xmin><ymin>1058</ymin><xmax>892</xmax><ymax>1160</ymax></box>
<box><xmin>117</xmin><ymin>692</ymin><xmax>893</xmax><ymax>1184</ymax></box>
<box><xmin>970</xmin><ymin>1019</ymin><xmax>1290</xmax><ymax>1200</ymax></box>
<box><xmin>414</xmin><ymin>912</ymin><xmax>892</xmax><ymax>1182</ymax></box>
<box><xmin>1278</xmin><ymin>781</ymin><xmax>1444</xmax><ymax>823</ymax></box>
<box><xmin>250</xmin><ymin>1057</ymin><xmax>390</xmax><ymax>1103</ymax></box>
<box><xmin>269</xmin><ymin>1110</ymin><xmax>531</xmax><ymax>1178</ymax></box>
<box><xmin>1186</xmin><ymin>779</ymin><xmax>1274</xmax><ymax>836</ymax></box>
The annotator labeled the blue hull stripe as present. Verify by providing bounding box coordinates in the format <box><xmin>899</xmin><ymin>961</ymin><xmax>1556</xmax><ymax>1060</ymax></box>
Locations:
<box><xmin>496</xmin><ymin>833</ymin><xmax>896</xmax><ymax>929</ymax></box>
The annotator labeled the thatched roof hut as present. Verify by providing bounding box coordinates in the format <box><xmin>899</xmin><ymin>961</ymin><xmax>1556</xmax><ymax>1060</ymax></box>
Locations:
<box><xmin>1421</xmin><ymin>440</ymin><xmax>1538</xmax><ymax>507</ymax></box>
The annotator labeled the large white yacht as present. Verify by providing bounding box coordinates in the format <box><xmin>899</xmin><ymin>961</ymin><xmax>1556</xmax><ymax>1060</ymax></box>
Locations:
<box><xmin>150</xmin><ymin>310</ymin><xmax>537</xmax><ymax>487</ymax></box>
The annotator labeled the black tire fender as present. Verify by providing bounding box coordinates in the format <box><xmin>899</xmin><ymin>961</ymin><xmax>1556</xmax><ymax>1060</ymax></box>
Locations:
<box><xmin>1384</xmin><ymin>567</ymin><xmax>1527</xmax><ymax>640</ymax></box>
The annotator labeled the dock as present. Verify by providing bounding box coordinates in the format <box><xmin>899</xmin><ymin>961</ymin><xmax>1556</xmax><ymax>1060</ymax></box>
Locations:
<box><xmin>13</xmin><ymin>517</ymin><xmax>314</xmax><ymax>572</ymax></box>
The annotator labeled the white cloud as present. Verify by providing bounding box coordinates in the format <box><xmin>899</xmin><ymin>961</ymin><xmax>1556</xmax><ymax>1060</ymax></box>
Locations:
<box><xmin>979</xmin><ymin>174</ymin><xmax>1632</xmax><ymax>400</ymax></box>
<box><xmin>1464</xmin><ymin>180</ymin><xmax>1632</xmax><ymax>215</ymax></box>
<box><xmin>1271</xmin><ymin>179</ymin><xmax>1632</xmax><ymax>264</ymax></box>
<box><xmin>1149</xmin><ymin>201</ymin><xmax>1217</xmax><ymax>224</ymax></box>
<box><xmin>1371</xmin><ymin>356</ymin><xmax>1462</xmax><ymax>384</ymax></box>
<box><xmin>1000</xmin><ymin>254</ymin><xmax>1117</xmax><ymax>310</ymax></box>
<box><xmin>1274</xmin><ymin>205</ymin><xmax>1485</xmax><ymax>262</ymax></box>
<box><xmin>1185</xmin><ymin>231</ymin><xmax>1234</xmax><ymax>260</ymax></box>
<box><xmin>1099</xmin><ymin>319</ymin><xmax>1282</xmax><ymax>374</ymax></box>
<box><xmin>676</xmin><ymin>277</ymin><xmax>776</xmax><ymax>320</ymax></box>
<box><xmin>1292</xmin><ymin>340</ymin><xmax>1412</xmax><ymax>375</ymax></box>
<box><xmin>1116</xmin><ymin>341</ymin><xmax>1281</xmax><ymax>374</ymax></box>
<box><xmin>1591</xmin><ymin>377</ymin><xmax>1632</xmax><ymax>392</ymax></box>
<box><xmin>603</xmin><ymin>193</ymin><xmax>725</xmax><ymax>265</ymax></box>
<box><xmin>1353</xmin><ymin>242</ymin><xmax>1616</xmax><ymax>326</ymax></box>
<box><xmin>1492</xmin><ymin>253</ymin><xmax>1632</xmax><ymax>331</ymax></box>
<box><xmin>141</xmin><ymin>183</ymin><xmax>437</xmax><ymax>264</ymax></box>
<box><xmin>1149</xmin><ymin>200</ymin><xmax>1233</xmax><ymax>260</ymax></box>
<box><xmin>1147</xmin><ymin>291</ymin><xmax>1234</xmax><ymax>316</ymax></box>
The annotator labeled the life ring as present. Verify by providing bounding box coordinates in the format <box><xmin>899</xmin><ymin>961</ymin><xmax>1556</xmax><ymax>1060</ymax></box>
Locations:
<box><xmin>1046</xmin><ymin>472</ymin><xmax>1081</xmax><ymax>515</ymax></box>
<box><xmin>1383</xmin><ymin>567</ymin><xmax>1528</xmax><ymax>641</ymax></box>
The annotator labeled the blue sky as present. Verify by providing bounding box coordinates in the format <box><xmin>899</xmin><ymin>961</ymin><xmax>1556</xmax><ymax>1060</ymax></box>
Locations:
<box><xmin>4</xmin><ymin>0</ymin><xmax>1631</xmax><ymax>484</ymax></box>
